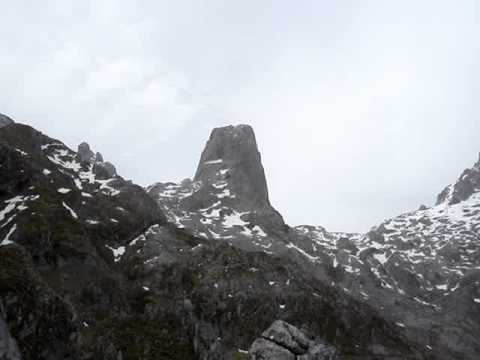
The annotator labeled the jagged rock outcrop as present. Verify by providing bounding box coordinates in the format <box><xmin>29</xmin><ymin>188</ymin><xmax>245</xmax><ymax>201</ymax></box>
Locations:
<box><xmin>77</xmin><ymin>142</ymin><xmax>95</xmax><ymax>163</ymax></box>
<box><xmin>194</xmin><ymin>125</ymin><xmax>270</xmax><ymax>209</ymax></box>
<box><xmin>436</xmin><ymin>153</ymin><xmax>480</xmax><ymax>205</ymax></box>
<box><xmin>148</xmin><ymin>125</ymin><xmax>286</xmax><ymax>252</ymax></box>
<box><xmin>77</xmin><ymin>142</ymin><xmax>117</xmax><ymax>178</ymax></box>
<box><xmin>249</xmin><ymin>320</ymin><xmax>336</xmax><ymax>359</ymax></box>
<box><xmin>2</xmin><ymin>116</ymin><xmax>478</xmax><ymax>359</ymax></box>
<box><xmin>0</xmin><ymin>114</ymin><xmax>13</xmax><ymax>129</ymax></box>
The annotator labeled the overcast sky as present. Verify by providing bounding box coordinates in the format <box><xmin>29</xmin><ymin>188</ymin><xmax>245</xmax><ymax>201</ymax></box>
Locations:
<box><xmin>1</xmin><ymin>1</ymin><xmax>479</xmax><ymax>232</ymax></box>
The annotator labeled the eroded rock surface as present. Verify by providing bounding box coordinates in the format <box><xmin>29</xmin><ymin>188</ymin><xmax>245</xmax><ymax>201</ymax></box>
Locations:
<box><xmin>0</xmin><ymin>114</ymin><xmax>13</xmax><ymax>129</ymax></box>
<box><xmin>249</xmin><ymin>320</ymin><xmax>336</xmax><ymax>360</ymax></box>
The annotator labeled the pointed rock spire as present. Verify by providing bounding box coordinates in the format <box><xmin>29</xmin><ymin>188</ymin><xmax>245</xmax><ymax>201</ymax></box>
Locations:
<box><xmin>194</xmin><ymin>125</ymin><xmax>270</xmax><ymax>209</ymax></box>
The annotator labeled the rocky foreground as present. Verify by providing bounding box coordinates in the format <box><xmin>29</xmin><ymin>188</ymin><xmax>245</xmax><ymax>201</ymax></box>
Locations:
<box><xmin>0</xmin><ymin>114</ymin><xmax>479</xmax><ymax>359</ymax></box>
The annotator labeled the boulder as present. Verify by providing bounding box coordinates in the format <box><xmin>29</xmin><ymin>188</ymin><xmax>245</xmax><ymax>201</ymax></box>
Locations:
<box><xmin>77</xmin><ymin>142</ymin><xmax>95</xmax><ymax>163</ymax></box>
<box><xmin>249</xmin><ymin>320</ymin><xmax>337</xmax><ymax>360</ymax></box>
<box><xmin>249</xmin><ymin>338</ymin><xmax>295</xmax><ymax>360</ymax></box>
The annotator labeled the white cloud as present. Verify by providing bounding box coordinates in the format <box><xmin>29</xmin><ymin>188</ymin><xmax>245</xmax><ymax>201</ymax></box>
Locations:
<box><xmin>1</xmin><ymin>0</ymin><xmax>479</xmax><ymax>232</ymax></box>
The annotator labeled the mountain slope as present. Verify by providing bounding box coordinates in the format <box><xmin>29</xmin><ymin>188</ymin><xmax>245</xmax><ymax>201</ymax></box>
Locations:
<box><xmin>147</xmin><ymin>125</ymin><xmax>287</xmax><ymax>252</ymax></box>
<box><xmin>0</xmin><ymin>119</ymin><xmax>428</xmax><ymax>359</ymax></box>
<box><xmin>146</xmin><ymin>123</ymin><xmax>480</xmax><ymax>359</ymax></box>
<box><xmin>290</xmin><ymin>153</ymin><xmax>480</xmax><ymax>359</ymax></box>
<box><xmin>0</xmin><ymin>120</ymin><xmax>165</xmax><ymax>359</ymax></box>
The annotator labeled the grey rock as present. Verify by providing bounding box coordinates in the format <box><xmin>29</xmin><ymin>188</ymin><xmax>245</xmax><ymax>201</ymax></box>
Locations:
<box><xmin>194</xmin><ymin>124</ymin><xmax>270</xmax><ymax>210</ymax></box>
<box><xmin>249</xmin><ymin>338</ymin><xmax>295</xmax><ymax>360</ymax></box>
<box><xmin>95</xmin><ymin>151</ymin><xmax>104</xmax><ymax>163</ymax></box>
<box><xmin>436</xmin><ymin>158</ymin><xmax>480</xmax><ymax>205</ymax></box>
<box><xmin>102</xmin><ymin>161</ymin><xmax>117</xmax><ymax>178</ymax></box>
<box><xmin>147</xmin><ymin>125</ymin><xmax>287</xmax><ymax>253</ymax></box>
<box><xmin>299</xmin><ymin>342</ymin><xmax>337</xmax><ymax>360</ymax></box>
<box><xmin>0</xmin><ymin>315</ymin><xmax>21</xmax><ymax>360</ymax></box>
<box><xmin>261</xmin><ymin>320</ymin><xmax>310</xmax><ymax>354</ymax></box>
<box><xmin>77</xmin><ymin>142</ymin><xmax>95</xmax><ymax>163</ymax></box>
<box><xmin>249</xmin><ymin>321</ymin><xmax>337</xmax><ymax>360</ymax></box>
<box><xmin>0</xmin><ymin>114</ymin><xmax>14</xmax><ymax>128</ymax></box>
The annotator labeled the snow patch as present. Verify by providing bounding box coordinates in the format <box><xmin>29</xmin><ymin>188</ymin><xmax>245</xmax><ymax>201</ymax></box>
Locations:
<box><xmin>286</xmin><ymin>242</ymin><xmax>319</xmax><ymax>262</ymax></box>
<box><xmin>0</xmin><ymin>224</ymin><xmax>17</xmax><ymax>246</ymax></box>
<box><xmin>62</xmin><ymin>202</ymin><xmax>78</xmax><ymax>219</ymax></box>
<box><xmin>204</xmin><ymin>159</ymin><xmax>223</xmax><ymax>165</ymax></box>
<box><xmin>105</xmin><ymin>245</ymin><xmax>126</xmax><ymax>262</ymax></box>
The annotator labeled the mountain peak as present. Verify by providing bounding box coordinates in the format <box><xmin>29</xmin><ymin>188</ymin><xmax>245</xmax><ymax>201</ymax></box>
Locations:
<box><xmin>0</xmin><ymin>113</ymin><xmax>14</xmax><ymax>128</ymax></box>
<box><xmin>193</xmin><ymin>124</ymin><xmax>270</xmax><ymax>209</ymax></box>
<box><xmin>77</xmin><ymin>142</ymin><xmax>117</xmax><ymax>178</ymax></box>
<box><xmin>436</xmin><ymin>153</ymin><xmax>480</xmax><ymax>205</ymax></box>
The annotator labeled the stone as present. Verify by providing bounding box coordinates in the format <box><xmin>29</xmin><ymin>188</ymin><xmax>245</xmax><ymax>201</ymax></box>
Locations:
<box><xmin>249</xmin><ymin>338</ymin><xmax>295</xmax><ymax>360</ymax></box>
<box><xmin>77</xmin><ymin>142</ymin><xmax>95</xmax><ymax>163</ymax></box>
<box><xmin>249</xmin><ymin>321</ymin><xmax>337</xmax><ymax>360</ymax></box>
<box><xmin>193</xmin><ymin>125</ymin><xmax>270</xmax><ymax>210</ymax></box>
<box><xmin>261</xmin><ymin>320</ymin><xmax>310</xmax><ymax>354</ymax></box>
<box><xmin>102</xmin><ymin>161</ymin><xmax>117</xmax><ymax>178</ymax></box>
<box><xmin>96</xmin><ymin>151</ymin><xmax>104</xmax><ymax>163</ymax></box>
<box><xmin>0</xmin><ymin>114</ymin><xmax>14</xmax><ymax>128</ymax></box>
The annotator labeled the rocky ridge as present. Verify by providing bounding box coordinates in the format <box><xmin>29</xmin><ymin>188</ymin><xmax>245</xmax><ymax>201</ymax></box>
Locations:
<box><xmin>146</xmin><ymin>124</ymin><xmax>480</xmax><ymax>359</ymax></box>
<box><xmin>0</xmin><ymin>117</ymin><xmax>477</xmax><ymax>359</ymax></box>
<box><xmin>147</xmin><ymin>125</ymin><xmax>287</xmax><ymax>253</ymax></box>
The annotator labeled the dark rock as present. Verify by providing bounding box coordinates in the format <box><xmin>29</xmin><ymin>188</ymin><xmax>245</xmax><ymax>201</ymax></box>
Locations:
<box><xmin>77</xmin><ymin>142</ymin><xmax>95</xmax><ymax>163</ymax></box>
<box><xmin>102</xmin><ymin>161</ymin><xmax>117</xmax><ymax>178</ymax></box>
<box><xmin>261</xmin><ymin>320</ymin><xmax>310</xmax><ymax>354</ymax></box>
<box><xmin>249</xmin><ymin>321</ymin><xmax>337</xmax><ymax>360</ymax></box>
<box><xmin>95</xmin><ymin>152</ymin><xmax>104</xmax><ymax>163</ymax></box>
<box><xmin>194</xmin><ymin>124</ymin><xmax>270</xmax><ymax>210</ymax></box>
<box><xmin>249</xmin><ymin>338</ymin><xmax>295</xmax><ymax>360</ymax></box>
<box><xmin>0</xmin><ymin>114</ymin><xmax>14</xmax><ymax>128</ymax></box>
<box><xmin>93</xmin><ymin>161</ymin><xmax>117</xmax><ymax>179</ymax></box>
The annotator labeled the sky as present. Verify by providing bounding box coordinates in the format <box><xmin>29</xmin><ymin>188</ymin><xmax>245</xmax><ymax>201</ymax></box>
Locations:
<box><xmin>1</xmin><ymin>0</ymin><xmax>479</xmax><ymax>232</ymax></box>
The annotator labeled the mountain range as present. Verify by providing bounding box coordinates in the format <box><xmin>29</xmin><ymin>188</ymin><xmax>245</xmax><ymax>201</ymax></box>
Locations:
<box><xmin>0</xmin><ymin>114</ymin><xmax>479</xmax><ymax>359</ymax></box>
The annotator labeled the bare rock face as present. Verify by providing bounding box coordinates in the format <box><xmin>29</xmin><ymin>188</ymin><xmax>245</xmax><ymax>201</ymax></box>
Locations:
<box><xmin>77</xmin><ymin>142</ymin><xmax>95</xmax><ymax>163</ymax></box>
<box><xmin>148</xmin><ymin>124</ymin><xmax>286</xmax><ymax>252</ymax></box>
<box><xmin>77</xmin><ymin>142</ymin><xmax>117</xmax><ymax>178</ymax></box>
<box><xmin>0</xmin><ymin>114</ymin><xmax>14</xmax><ymax>129</ymax></box>
<box><xmin>194</xmin><ymin>125</ymin><xmax>270</xmax><ymax>210</ymax></box>
<box><xmin>249</xmin><ymin>320</ymin><xmax>337</xmax><ymax>360</ymax></box>
<box><xmin>436</xmin><ymin>153</ymin><xmax>480</xmax><ymax>205</ymax></box>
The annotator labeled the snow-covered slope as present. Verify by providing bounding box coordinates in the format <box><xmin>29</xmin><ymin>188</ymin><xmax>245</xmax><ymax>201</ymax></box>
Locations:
<box><xmin>146</xmin><ymin>124</ymin><xmax>480</xmax><ymax>359</ymax></box>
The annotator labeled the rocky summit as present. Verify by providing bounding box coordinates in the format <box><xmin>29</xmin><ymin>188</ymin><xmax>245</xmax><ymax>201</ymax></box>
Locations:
<box><xmin>193</xmin><ymin>125</ymin><xmax>270</xmax><ymax>210</ymax></box>
<box><xmin>0</xmin><ymin>114</ymin><xmax>14</xmax><ymax>129</ymax></box>
<box><xmin>147</xmin><ymin>124</ymin><xmax>287</xmax><ymax>253</ymax></box>
<box><xmin>0</xmin><ymin>116</ymin><xmax>479</xmax><ymax>359</ymax></box>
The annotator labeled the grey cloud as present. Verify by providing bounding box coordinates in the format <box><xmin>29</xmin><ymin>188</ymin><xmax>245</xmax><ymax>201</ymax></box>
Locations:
<box><xmin>1</xmin><ymin>0</ymin><xmax>479</xmax><ymax>232</ymax></box>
